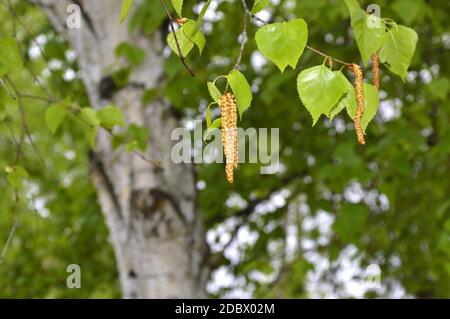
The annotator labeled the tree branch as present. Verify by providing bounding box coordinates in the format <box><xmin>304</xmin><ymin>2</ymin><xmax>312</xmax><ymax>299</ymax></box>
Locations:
<box><xmin>208</xmin><ymin>170</ymin><xmax>307</xmax><ymax>225</ymax></box>
<box><xmin>234</xmin><ymin>170</ymin><xmax>306</xmax><ymax>219</ymax></box>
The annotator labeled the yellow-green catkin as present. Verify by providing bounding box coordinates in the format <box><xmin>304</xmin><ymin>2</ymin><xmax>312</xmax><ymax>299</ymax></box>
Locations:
<box><xmin>351</xmin><ymin>63</ymin><xmax>366</xmax><ymax>145</ymax></box>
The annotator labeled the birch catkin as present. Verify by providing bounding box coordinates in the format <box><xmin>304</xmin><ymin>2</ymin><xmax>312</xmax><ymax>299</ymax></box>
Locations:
<box><xmin>351</xmin><ymin>63</ymin><xmax>366</xmax><ymax>145</ymax></box>
<box><xmin>372</xmin><ymin>53</ymin><xmax>380</xmax><ymax>90</ymax></box>
<box><xmin>220</xmin><ymin>93</ymin><xmax>238</xmax><ymax>183</ymax></box>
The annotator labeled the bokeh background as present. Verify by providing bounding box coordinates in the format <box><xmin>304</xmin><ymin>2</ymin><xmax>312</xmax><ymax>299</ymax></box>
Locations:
<box><xmin>0</xmin><ymin>0</ymin><xmax>449</xmax><ymax>298</ymax></box>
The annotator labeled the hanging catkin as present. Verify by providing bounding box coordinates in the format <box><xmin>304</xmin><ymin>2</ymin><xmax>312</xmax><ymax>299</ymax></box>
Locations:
<box><xmin>351</xmin><ymin>63</ymin><xmax>366</xmax><ymax>145</ymax></box>
<box><xmin>220</xmin><ymin>93</ymin><xmax>238</xmax><ymax>183</ymax></box>
<box><xmin>372</xmin><ymin>53</ymin><xmax>380</xmax><ymax>90</ymax></box>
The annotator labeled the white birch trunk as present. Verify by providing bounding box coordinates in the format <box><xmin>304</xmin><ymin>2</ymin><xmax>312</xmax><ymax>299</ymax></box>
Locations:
<box><xmin>34</xmin><ymin>0</ymin><xmax>209</xmax><ymax>298</ymax></box>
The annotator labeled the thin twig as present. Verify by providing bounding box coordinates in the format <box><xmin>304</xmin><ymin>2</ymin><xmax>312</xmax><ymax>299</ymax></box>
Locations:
<box><xmin>20</xmin><ymin>93</ymin><xmax>55</xmax><ymax>103</ymax></box>
<box><xmin>105</xmin><ymin>130</ymin><xmax>161</xmax><ymax>169</ymax></box>
<box><xmin>218</xmin><ymin>176</ymin><xmax>303</xmax><ymax>255</ymax></box>
<box><xmin>305</xmin><ymin>44</ymin><xmax>353</xmax><ymax>67</ymax></box>
<box><xmin>132</xmin><ymin>150</ymin><xmax>162</xmax><ymax>170</ymax></box>
<box><xmin>159</xmin><ymin>0</ymin><xmax>195</xmax><ymax>77</ymax></box>
<box><xmin>10</xmin><ymin>77</ymin><xmax>161</xmax><ymax>170</ymax></box>
<box><xmin>0</xmin><ymin>191</ymin><xmax>20</xmax><ymax>263</ymax></box>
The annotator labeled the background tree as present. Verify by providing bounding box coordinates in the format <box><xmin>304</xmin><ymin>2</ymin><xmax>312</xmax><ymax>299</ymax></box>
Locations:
<box><xmin>0</xmin><ymin>0</ymin><xmax>448</xmax><ymax>298</ymax></box>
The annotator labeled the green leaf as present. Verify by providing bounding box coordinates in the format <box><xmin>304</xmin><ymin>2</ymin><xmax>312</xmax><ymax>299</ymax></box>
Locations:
<box><xmin>115</xmin><ymin>42</ymin><xmax>146</xmax><ymax>66</ymax></box>
<box><xmin>167</xmin><ymin>29</ymin><xmax>193</xmax><ymax>57</ymax></box>
<box><xmin>45</xmin><ymin>101</ymin><xmax>68</xmax><ymax>134</ymax></box>
<box><xmin>167</xmin><ymin>19</ymin><xmax>205</xmax><ymax>57</ymax></box>
<box><xmin>79</xmin><ymin>107</ymin><xmax>99</xmax><ymax>127</ymax></box>
<box><xmin>120</xmin><ymin>0</ymin><xmax>134</xmax><ymax>24</ymax></box>
<box><xmin>127</xmin><ymin>124</ymin><xmax>149</xmax><ymax>151</ymax></box>
<box><xmin>125</xmin><ymin>141</ymin><xmax>139</xmax><ymax>152</ymax></box>
<box><xmin>345</xmin><ymin>0</ymin><xmax>386</xmax><ymax>66</ymax></box>
<box><xmin>0</xmin><ymin>37</ymin><xmax>23</xmax><ymax>76</ymax></box>
<box><xmin>207</xmin><ymin>81</ymin><xmax>221</xmax><ymax>103</ymax></box>
<box><xmin>333</xmin><ymin>203</ymin><xmax>370</xmax><ymax>244</ymax></box>
<box><xmin>97</xmin><ymin>105</ymin><xmax>126</xmax><ymax>130</ymax></box>
<box><xmin>197</xmin><ymin>0</ymin><xmax>212</xmax><ymax>22</ymax></box>
<box><xmin>111</xmin><ymin>132</ymin><xmax>126</xmax><ymax>150</ymax></box>
<box><xmin>227</xmin><ymin>69</ymin><xmax>253</xmax><ymax>118</ymax></box>
<box><xmin>392</xmin><ymin>0</ymin><xmax>425</xmax><ymax>24</ymax></box>
<box><xmin>427</xmin><ymin>77</ymin><xmax>449</xmax><ymax>101</ymax></box>
<box><xmin>329</xmin><ymin>74</ymin><xmax>381</xmax><ymax>133</ymax></box>
<box><xmin>5</xmin><ymin>165</ymin><xmax>28</xmax><ymax>188</ymax></box>
<box><xmin>171</xmin><ymin>0</ymin><xmax>183</xmax><ymax>17</ymax></box>
<box><xmin>297</xmin><ymin>66</ymin><xmax>348</xmax><ymax>125</ymax></box>
<box><xmin>112</xmin><ymin>67</ymin><xmax>131</xmax><ymax>88</ymax></box>
<box><xmin>251</xmin><ymin>0</ymin><xmax>270</xmax><ymax>14</ymax></box>
<box><xmin>346</xmin><ymin>83</ymin><xmax>380</xmax><ymax>133</ymax></box>
<box><xmin>142</xmin><ymin>88</ymin><xmax>159</xmax><ymax>104</ymax></box>
<box><xmin>205</xmin><ymin>102</ymin><xmax>219</xmax><ymax>129</ymax></box>
<box><xmin>255</xmin><ymin>19</ymin><xmax>308</xmax><ymax>72</ymax></box>
<box><xmin>182</xmin><ymin>20</ymin><xmax>205</xmax><ymax>54</ymax></box>
<box><xmin>379</xmin><ymin>25</ymin><xmax>418</xmax><ymax>81</ymax></box>
<box><xmin>4</xmin><ymin>99</ymin><xmax>18</xmax><ymax>115</ymax></box>
<box><xmin>343</xmin><ymin>0</ymin><xmax>360</xmax><ymax>12</ymax></box>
